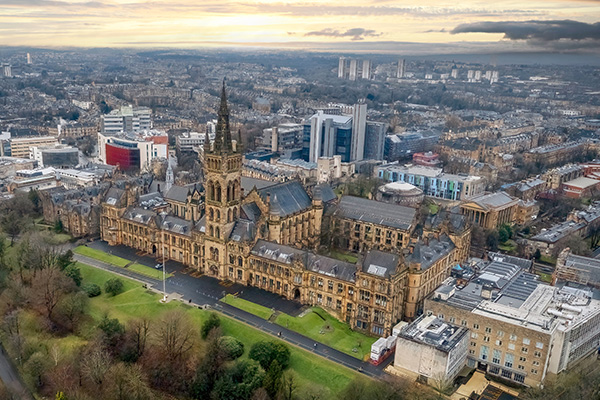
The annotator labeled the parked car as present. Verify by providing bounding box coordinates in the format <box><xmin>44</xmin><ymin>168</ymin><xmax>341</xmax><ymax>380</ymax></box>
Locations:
<box><xmin>154</xmin><ymin>263</ymin><xmax>163</xmax><ymax>269</ymax></box>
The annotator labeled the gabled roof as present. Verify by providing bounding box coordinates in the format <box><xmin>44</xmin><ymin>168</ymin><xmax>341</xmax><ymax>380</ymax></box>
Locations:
<box><xmin>258</xmin><ymin>181</ymin><xmax>312</xmax><ymax>217</ymax></box>
<box><xmin>105</xmin><ymin>187</ymin><xmax>126</xmax><ymax>206</ymax></box>
<box><xmin>241</xmin><ymin>176</ymin><xmax>277</xmax><ymax>193</ymax></box>
<box><xmin>122</xmin><ymin>207</ymin><xmax>156</xmax><ymax>224</ymax></box>
<box><xmin>313</xmin><ymin>183</ymin><xmax>337</xmax><ymax>203</ymax></box>
<box><xmin>241</xmin><ymin>202</ymin><xmax>262</xmax><ymax>222</ymax></box>
<box><xmin>362</xmin><ymin>250</ymin><xmax>400</xmax><ymax>278</ymax></box>
<box><xmin>229</xmin><ymin>220</ymin><xmax>256</xmax><ymax>242</ymax></box>
<box><xmin>164</xmin><ymin>185</ymin><xmax>189</xmax><ymax>203</ymax></box>
<box><xmin>306</xmin><ymin>253</ymin><xmax>356</xmax><ymax>283</ymax></box>
<box><xmin>334</xmin><ymin>196</ymin><xmax>415</xmax><ymax>230</ymax></box>
<box><xmin>406</xmin><ymin>234</ymin><xmax>455</xmax><ymax>270</ymax></box>
<box><xmin>160</xmin><ymin>215</ymin><xmax>192</xmax><ymax>236</ymax></box>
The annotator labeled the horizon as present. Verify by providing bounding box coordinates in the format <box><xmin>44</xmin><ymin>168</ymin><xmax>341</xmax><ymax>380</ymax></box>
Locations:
<box><xmin>1</xmin><ymin>0</ymin><xmax>599</xmax><ymax>56</ymax></box>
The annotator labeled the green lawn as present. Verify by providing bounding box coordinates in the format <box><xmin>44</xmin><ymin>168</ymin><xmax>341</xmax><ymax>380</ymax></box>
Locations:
<box><xmin>428</xmin><ymin>203</ymin><xmax>439</xmax><ymax>215</ymax></box>
<box><xmin>77</xmin><ymin>263</ymin><xmax>360</xmax><ymax>397</ymax></box>
<box><xmin>537</xmin><ymin>272</ymin><xmax>553</xmax><ymax>283</ymax></box>
<box><xmin>74</xmin><ymin>246</ymin><xmax>130</xmax><ymax>266</ymax></box>
<box><xmin>498</xmin><ymin>240</ymin><xmax>517</xmax><ymax>253</ymax></box>
<box><xmin>275</xmin><ymin>307</ymin><xmax>377</xmax><ymax>360</ymax></box>
<box><xmin>74</xmin><ymin>246</ymin><xmax>172</xmax><ymax>279</ymax></box>
<box><xmin>220</xmin><ymin>294</ymin><xmax>274</xmax><ymax>320</ymax></box>
<box><xmin>329</xmin><ymin>250</ymin><xmax>359</xmax><ymax>264</ymax></box>
<box><xmin>539</xmin><ymin>255</ymin><xmax>557</xmax><ymax>266</ymax></box>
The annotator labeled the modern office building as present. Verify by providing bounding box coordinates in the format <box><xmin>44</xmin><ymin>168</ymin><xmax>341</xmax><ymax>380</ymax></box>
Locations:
<box><xmin>31</xmin><ymin>145</ymin><xmax>79</xmax><ymax>168</ymax></box>
<box><xmin>426</xmin><ymin>256</ymin><xmax>600</xmax><ymax>387</ymax></box>
<box><xmin>9</xmin><ymin>136</ymin><xmax>59</xmax><ymax>158</ymax></box>
<box><xmin>303</xmin><ymin>103</ymin><xmax>367</xmax><ymax>163</ymax></box>
<box><xmin>377</xmin><ymin>163</ymin><xmax>485</xmax><ymax>201</ymax></box>
<box><xmin>262</xmin><ymin>123</ymin><xmax>303</xmax><ymax>152</ymax></box>
<box><xmin>98</xmin><ymin>130</ymin><xmax>168</xmax><ymax>171</ymax></box>
<box><xmin>384</xmin><ymin>131</ymin><xmax>441</xmax><ymax>161</ymax></box>
<box><xmin>364</xmin><ymin>121</ymin><xmax>387</xmax><ymax>161</ymax></box>
<box><xmin>392</xmin><ymin>315</ymin><xmax>469</xmax><ymax>382</ymax></box>
<box><xmin>101</xmin><ymin>105</ymin><xmax>152</xmax><ymax>133</ymax></box>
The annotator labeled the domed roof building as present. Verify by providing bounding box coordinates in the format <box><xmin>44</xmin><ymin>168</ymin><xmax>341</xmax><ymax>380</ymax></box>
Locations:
<box><xmin>375</xmin><ymin>181</ymin><xmax>424</xmax><ymax>208</ymax></box>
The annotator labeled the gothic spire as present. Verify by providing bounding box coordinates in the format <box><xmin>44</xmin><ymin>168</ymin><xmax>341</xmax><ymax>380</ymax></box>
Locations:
<box><xmin>214</xmin><ymin>80</ymin><xmax>233</xmax><ymax>153</ymax></box>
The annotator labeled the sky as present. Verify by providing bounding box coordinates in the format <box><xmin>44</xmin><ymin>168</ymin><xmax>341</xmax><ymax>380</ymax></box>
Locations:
<box><xmin>1</xmin><ymin>0</ymin><xmax>600</xmax><ymax>54</ymax></box>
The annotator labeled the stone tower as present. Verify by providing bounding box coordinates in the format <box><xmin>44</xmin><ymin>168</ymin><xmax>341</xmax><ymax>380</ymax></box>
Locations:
<box><xmin>203</xmin><ymin>81</ymin><xmax>243</xmax><ymax>277</ymax></box>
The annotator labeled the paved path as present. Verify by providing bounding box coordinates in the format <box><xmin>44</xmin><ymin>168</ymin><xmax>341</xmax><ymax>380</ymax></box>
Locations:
<box><xmin>0</xmin><ymin>343</ymin><xmax>34</xmax><ymax>400</ymax></box>
<box><xmin>73</xmin><ymin>251</ymin><xmax>394</xmax><ymax>378</ymax></box>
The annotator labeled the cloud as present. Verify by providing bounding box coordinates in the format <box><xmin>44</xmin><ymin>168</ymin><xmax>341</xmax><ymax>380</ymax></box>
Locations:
<box><xmin>451</xmin><ymin>19</ymin><xmax>600</xmax><ymax>41</ymax></box>
<box><xmin>305</xmin><ymin>28</ymin><xmax>381</xmax><ymax>41</ymax></box>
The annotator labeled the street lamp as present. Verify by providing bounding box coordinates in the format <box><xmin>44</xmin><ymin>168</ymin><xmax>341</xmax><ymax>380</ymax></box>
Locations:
<box><xmin>161</xmin><ymin>211</ymin><xmax>167</xmax><ymax>303</ymax></box>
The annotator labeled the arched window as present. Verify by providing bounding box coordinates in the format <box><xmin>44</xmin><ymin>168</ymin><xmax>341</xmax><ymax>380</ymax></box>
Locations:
<box><xmin>234</xmin><ymin>207</ymin><xmax>238</xmax><ymax>219</ymax></box>
<box><xmin>216</xmin><ymin>227</ymin><xmax>220</xmax><ymax>239</ymax></box>
<box><xmin>230</xmin><ymin>254</ymin><xmax>235</xmax><ymax>264</ymax></box>
<box><xmin>228</xmin><ymin>209</ymin><xmax>232</xmax><ymax>222</ymax></box>
<box><xmin>238</xmin><ymin>256</ymin><xmax>243</xmax><ymax>267</ymax></box>
<box><xmin>227</xmin><ymin>183</ymin><xmax>232</xmax><ymax>202</ymax></box>
<box><xmin>216</xmin><ymin>209</ymin><xmax>220</xmax><ymax>221</ymax></box>
<box><xmin>214</xmin><ymin>248</ymin><xmax>219</xmax><ymax>260</ymax></box>
<box><xmin>216</xmin><ymin>183</ymin><xmax>222</xmax><ymax>202</ymax></box>
<box><xmin>207</xmin><ymin>181</ymin><xmax>214</xmax><ymax>201</ymax></box>
<box><xmin>209</xmin><ymin>208</ymin><xmax>214</xmax><ymax>221</ymax></box>
<box><xmin>209</xmin><ymin>226</ymin><xmax>214</xmax><ymax>236</ymax></box>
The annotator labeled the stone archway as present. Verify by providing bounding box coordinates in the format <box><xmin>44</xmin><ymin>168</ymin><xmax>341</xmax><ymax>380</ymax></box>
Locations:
<box><xmin>209</xmin><ymin>264</ymin><xmax>219</xmax><ymax>277</ymax></box>
<box><xmin>152</xmin><ymin>244</ymin><xmax>157</xmax><ymax>254</ymax></box>
<box><xmin>294</xmin><ymin>288</ymin><xmax>301</xmax><ymax>300</ymax></box>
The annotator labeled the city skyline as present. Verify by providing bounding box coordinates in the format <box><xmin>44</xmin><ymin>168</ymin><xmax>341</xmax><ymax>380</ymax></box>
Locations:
<box><xmin>1</xmin><ymin>0</ymin><xmax>599</xmax><ymax>54</ymax></box>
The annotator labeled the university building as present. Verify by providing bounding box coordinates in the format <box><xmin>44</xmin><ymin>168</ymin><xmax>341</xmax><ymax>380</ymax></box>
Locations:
<box><xmin>99</xmin><ymin>85</ymin><xmax>471</xmax><ymax>335</ymax></box>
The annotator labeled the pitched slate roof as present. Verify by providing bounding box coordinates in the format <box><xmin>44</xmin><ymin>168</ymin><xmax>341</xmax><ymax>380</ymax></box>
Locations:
<box><xmin>122</xmin><ymin>207</ymin><xmax>157</xmax><ymax>224</ymax></box>
<box><xmin>306</xmin><ymin>253</ymin><xmax>356</xmax><ymax>283</ymax></box>
<box><xmin>362</xmin><ymin>250</ymin><xmax>400</xmax><ymax>278</ymax></box>
<box><xmin>241</xmin><ymin>176</ymin><xmax>277</xmax><ymax>193</ymax></box>
<box><xmin>258</xmin><ymin>181</ymin><xmax>312</xmax><ymax>217</ymax></box>
<box><xmin>406</xmin><ymin>234</ymin><xmax>455</xmax><ymax>270</ymax></box>
<box><xmin>313</xmin><ymin>183</ymin><xmax>337</xmax><ymax>203</ymax></box>
<box><xmin>334</xmin><ymin>196</ymin><xmax>415</xmax><ymax>230</ymax></box>
<box><xmin>241</xmin><ymin>202</ymin><xmax>262</xmax><ymax>222</ymax></box>
<box><xmin>164</xmin><ymin>185</ymin><xmax>189</xmax><ymax>203</ymax></box>
<box><xmin>160</xmin><ymin>215</ymin><xmax>193</xmax><ymax>236</ymax></box>
<box><xmin>250</xmin><ymin>240</ymin><xmax>357</xmax><ymax>282</ymax></box>
<box><xmin>229</xmin><ymin>220</ymin><xmax>256</xmax><ymax>242</ymax></box>
<box><xmin>105</xmin><ymin>187</ymin><xmax>126</xmax><ymax>206</ymax></box>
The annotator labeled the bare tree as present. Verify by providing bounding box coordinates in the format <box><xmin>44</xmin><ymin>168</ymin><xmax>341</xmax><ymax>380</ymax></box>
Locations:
<box><xmin>30</xmin><ymin>267</ymin><xmax>73</xmax><ymax>320</ymax></box>
<box><xmin>154</xmin><ymin>309</ymin><xmax>195</xmax><ymax>361</ymax></box>
<box><xmin>81</xmin><ymin>344</ymin><xmax>112</xmax><ymax>386</ymax></box>
<box><xmin>128</xmin><ymin>317</ymin><xmax>151</xmax><ymax>358</ymax></box>
<box><xmin>58</xmin><ymin>291</ymin><xmax>88</xmax><ymax>331</ymax></box>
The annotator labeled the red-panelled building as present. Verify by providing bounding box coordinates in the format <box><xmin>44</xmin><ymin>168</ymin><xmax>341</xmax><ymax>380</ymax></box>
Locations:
<box><xmin>105</xmin><ymin>143</ymin><xmax>140</xmax><ymax>171</ymax></box>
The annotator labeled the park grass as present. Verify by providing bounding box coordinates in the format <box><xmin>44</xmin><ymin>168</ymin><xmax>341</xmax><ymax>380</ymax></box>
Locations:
<box><xmin>329</xmin><ymin>250</ymin><xmax>359</xmax><ymax>264</ymax></box>
<box><xmin>74</xmin><ymin>246</ymin><xmax>172</xmax><ymax>279</ymax></box>
<box><xmin>220</xmin><ymin>294</ymin><xmax>274</xmax><ymax>320</ymax></box>
<box><xmin>275</xmin><ymin>307</ymin><xmax>377</xmax><ymax>360</ymax></box>
<box><xmin>77</xmin><ymin>263</ymin><xmax>360</xmax><ymax>397</ymax></box>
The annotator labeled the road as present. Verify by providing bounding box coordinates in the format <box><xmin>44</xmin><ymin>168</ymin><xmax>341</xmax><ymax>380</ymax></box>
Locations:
<box><xmin>0</xmin><ymin>342</ymin><xmax>35</xmax><ymax>400</ymax></box>
<box><xmin>74</xmin><ymin>246</ymin><xmax>394</xmax><ymax>378</ymax></box>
